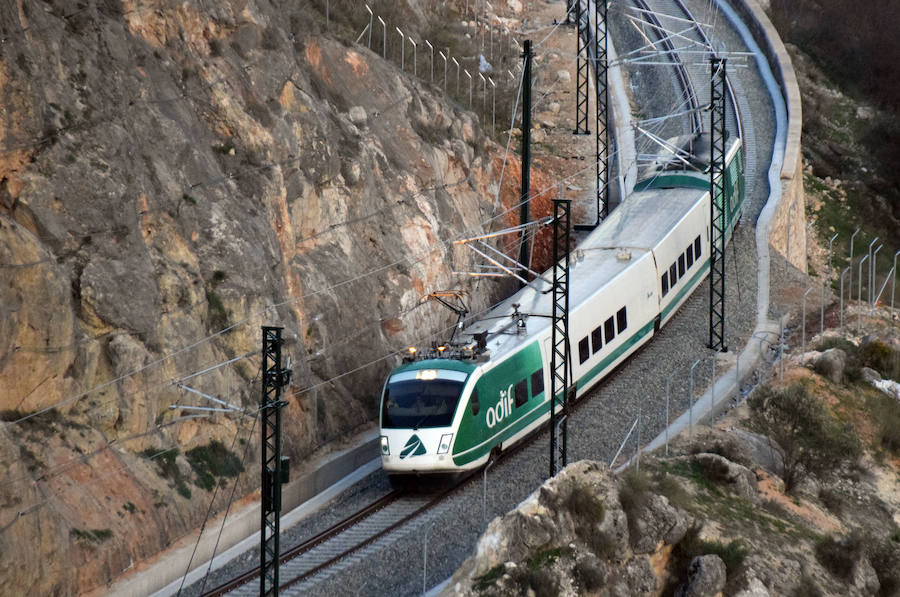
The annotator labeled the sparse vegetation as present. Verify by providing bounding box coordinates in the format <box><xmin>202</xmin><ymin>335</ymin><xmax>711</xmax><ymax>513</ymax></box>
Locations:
<box><xmin>70</xmin><ymin>528</ymin><xmax>113</xmax><ymax>544</ymax></box>
<box><xmin>185</xmin><ymin>441</ymin><xmax>244</xmax><ymax>491</ymax></box>
<box><xmin>816</xmin><ymin>534</ymin><xmax>864</xmax><ymax>580</ymax></box>
<box><xmin>673</xmin><ymin>525</ymin><xmax>748</xmax><ymax>577</ymax></box>
<box><xmin>748</xmin><ymin>384</ymin><xmax>861</xmax><ymax>492</ymax></box>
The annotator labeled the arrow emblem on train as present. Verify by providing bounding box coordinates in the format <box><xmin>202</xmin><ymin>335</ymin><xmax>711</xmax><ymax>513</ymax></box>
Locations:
<box><xmin>399</xmin><ymin>434</ymin><xmax>426</xmax><ymax>459</ymax></box>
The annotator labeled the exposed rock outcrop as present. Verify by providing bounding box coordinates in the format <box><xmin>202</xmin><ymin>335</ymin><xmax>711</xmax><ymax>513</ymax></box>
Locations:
<box><xmin>0</xmin><ymin>2</ymin><xmax>551</xmax><ymax>593</ymax></box>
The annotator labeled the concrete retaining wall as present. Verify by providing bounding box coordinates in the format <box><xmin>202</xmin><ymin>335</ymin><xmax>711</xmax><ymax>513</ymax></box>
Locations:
<box><xmin>730</xmin><ymin>0</ymin><xmax>806</xmax><ymax>272</ymax></box>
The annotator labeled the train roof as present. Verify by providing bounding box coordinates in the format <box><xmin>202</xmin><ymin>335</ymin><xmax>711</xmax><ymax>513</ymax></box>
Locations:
<box><xmin>456</xmin><ymin>183</ymin><xmax>708</xmax><ymax>364</ymax></box>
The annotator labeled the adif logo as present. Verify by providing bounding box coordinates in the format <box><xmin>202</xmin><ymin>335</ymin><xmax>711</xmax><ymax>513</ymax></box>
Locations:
<box><xmin>486</xmin><ymin>384</ymin><xmax>515</xmax><ymax>429</ymax></box>
<box><xmin>399</xmin><ymin>434</ymin><xmax>427</xmax><ymax>459</ymax></box>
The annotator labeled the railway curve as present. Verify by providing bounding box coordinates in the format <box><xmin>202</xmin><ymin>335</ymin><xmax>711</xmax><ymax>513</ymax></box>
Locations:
<box><xmin>183</xmin><ymin>0</ymin><xmax>789</xmax><ymax>594</ymax></box>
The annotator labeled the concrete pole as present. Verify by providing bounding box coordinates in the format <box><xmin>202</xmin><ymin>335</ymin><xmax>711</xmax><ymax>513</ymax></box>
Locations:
<box><xmin>849</xmin><ymin>228</ymin><xmax>859</xmax><ymax>299</ymax></box>
<box><xmin>858</xmin><ymin>255</ymin><xmax>868</xmax><ymax>334</ymax></box>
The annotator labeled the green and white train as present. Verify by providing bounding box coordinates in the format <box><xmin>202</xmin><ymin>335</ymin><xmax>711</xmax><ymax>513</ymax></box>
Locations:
<box><xmin>379</xmin><ymin>135</ymin><xmax>745</xmax><ymax>480</ymax></box>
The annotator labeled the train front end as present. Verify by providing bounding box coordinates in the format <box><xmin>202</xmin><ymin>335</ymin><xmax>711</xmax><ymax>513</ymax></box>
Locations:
<box><xmin>379</xmin><ymin>358</ymin><xmax>475</xmax><ymax>477</ymax></box>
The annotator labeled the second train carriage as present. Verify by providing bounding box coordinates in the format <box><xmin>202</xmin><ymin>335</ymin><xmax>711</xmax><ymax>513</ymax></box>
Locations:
<box><xmin>380</xmin><ymin>136</ymin><xmax>745</xmax><ymax>479</ymax></box>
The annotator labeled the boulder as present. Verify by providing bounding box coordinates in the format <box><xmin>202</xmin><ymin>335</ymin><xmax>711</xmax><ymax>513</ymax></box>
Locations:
<box><xmin>729</xmin><ymin>428</ymin><xmax>785</xmax><ymax>477</ymax></box>
<box><xmin>348</xmin><ymin>105</ymin><xmax>367</xmax><ymax>126</ymax></box>
<box><xmin>860</xmin><ymin>366</ymin><xmax>881</xmax><ymax>383</ymax></box>
<box><xmin>628</xmin><ymin>492</ymin><xmax>690</xmax><ymax>554</ymax></box>
<box><xmin>854</xmin><ymin>555</ymin><xmax>880</xmax><ymax>595</ymax></box>
<box><xmin>692</xmin><ymin>453</ymin><xmax>759</xmax><ymax>502</ymax></box>
<box><xmin>814</xmin><ymin>348</ymin><xmax>847</xmax><ymax>383</ymax></box>
<box><xmin>676</xmin><ymin>555</ymin><xmax>727</xmax><ymax>597</ymax></box>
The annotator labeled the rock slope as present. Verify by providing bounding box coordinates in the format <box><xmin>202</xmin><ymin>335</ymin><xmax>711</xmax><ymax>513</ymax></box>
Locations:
<box><xmin>0</xmin><ymin>1</ymin><xmax>540</xmax><ymax>593</ymax></box>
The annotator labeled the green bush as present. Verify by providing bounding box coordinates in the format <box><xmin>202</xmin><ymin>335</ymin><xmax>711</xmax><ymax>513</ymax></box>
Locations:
<box><xmin>860</xmin><ymin>340</ymin><xmax>900</xmax><ymax>380</ymax></box>
<box><xmin>670</xmin><ymin>526</ymin><xmax>747</xmax><ymax>585</ymax></box>
<box><xmin>186</xmin><ymin>440</ymin><xmax>244</xmax><ymax>490</ymax></box>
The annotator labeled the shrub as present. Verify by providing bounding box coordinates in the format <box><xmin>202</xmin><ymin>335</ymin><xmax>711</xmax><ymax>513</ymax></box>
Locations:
<box><xmin>670</xmin><ymin>526</ymin><xmax>747</xmax><ymax>586</ymax></box>
<box><xmin>865</xmin><ymin>391</ymin><xmax>900</xmax><ymax>455</ymax></box>
<box><xmin>818</xmin><ymin>487</ymin><xmax>845</xmax><ymax>516</ymax></box>
<box><xmin>748</xmin><ymin>384</ymin><xmax>862</xmax><ymax>492</ymax></box>
<box><xmin>862</xmin><ymin>536</ymin><xmax>900</xmax><ymax>596</ymax></box>
<box><xmin>564</xmin><ymin>482</ymin><xmax>604</xmax><ymax>525</ymax></box>
<box><xmin>186</xmin><ymin>440</ymin><xmax>244</xmax><ymax>490</ymax></box>
<box><xmin>860</xmin><ymin>340</ymin><xmax>900</xmax><ymax>379</ymax></box>
<box><xmin>793</xmin><ymin>573</ymin><xmax>823</xmax><ymax>597</ymax></box>
<box><xmin>816</xmin><ymin>534</ymin><xmax>864</xmax><ymax>580</ymax></box>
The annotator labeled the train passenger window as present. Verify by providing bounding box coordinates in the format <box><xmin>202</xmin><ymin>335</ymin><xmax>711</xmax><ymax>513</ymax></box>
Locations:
<box><xmin>617</xmin><ymin>307</ymin><xmax>627</xmax><ymax>333</ymax></box>
<box><xmin>678</xmin><ymin>254</ymin><xmax>686</xmax><ymax>277</ymax></box>
<box><xmin>531</xmin><ymin>369</ymin><xmax>544</xmax><ymax>397</ymax></box>
<box><xmin>470</xmin><ymin>388</ymin><xmax>479</xmax><ymax>416</ymax></box>
<box><xmin>591</xmin><ymin>326</ymin><xmax>603</xmax><ymax>353</ymax></box>
<box><xmin>669</xmin><ymin>263</ymin><xmax>678</xmax><ymax>286</ymax></box>
<box><xmin>514</xmin><ymin>379</ymin><xmax>528</xmax><ymax>407</ymax></box>
<box><xmin>661</xmin><ymin>272</ymin><xmax>669</xmax><ymax>296</ymax></box>
<box><xmin>686</xmin><ymin>244</ymin><xmax>694</xmax><ymax>268</ymax></box>
<box><xmin>604</xmin><ymin>317</ymin><xmax>615</xmax><ymax>344</ymax></box>
<box><xmin>695</xmin><ymin>236</ymin><xmax>702</xmax><ymax>258</ymax></box>
<box><xmin>578</xmin><ymin>337</ymin><xmax>589</xmax><ymax>364</ymax></box>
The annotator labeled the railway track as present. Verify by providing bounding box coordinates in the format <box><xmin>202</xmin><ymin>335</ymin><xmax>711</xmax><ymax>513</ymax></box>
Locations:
<box><xmin>195</xmin><ymin>1</ymin><xmax>779</xmax><ymax>595</ymax></box>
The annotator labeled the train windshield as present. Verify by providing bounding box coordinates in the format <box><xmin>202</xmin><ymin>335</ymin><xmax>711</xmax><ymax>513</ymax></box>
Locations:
<box><xmin>381</xmin><ymin>369</ymin><xmax>468</xmax><ymax>429</ymax></box>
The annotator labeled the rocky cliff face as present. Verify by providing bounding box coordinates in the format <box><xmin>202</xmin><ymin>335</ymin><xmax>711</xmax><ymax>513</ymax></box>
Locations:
<box><xmin>0</xmin><ymin>1</ymin><xmax>539</xmax><ymax>593</ymax></box>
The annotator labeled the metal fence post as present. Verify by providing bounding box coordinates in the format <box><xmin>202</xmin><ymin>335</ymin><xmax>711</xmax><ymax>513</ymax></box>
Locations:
<box><xmin>849</xmin><ymin>228</ymin><xmax>859</xmax><ymax>299</ymax></box>
<box><xmin>379</xmin><ymin>17</ymin><xmax>386</xmax><ymax>59</ymax></box>
<box><xmin>365</xmin><ymin>5</ymin><xmax>373</xmax><ymax>49</ymax></box>
<box><xmin>892</xmin><ymin>250</ymin><xmax>900</xmax><ymax>326</ymax></box>
<box><xmin>872</xmin><ymin>244</ymin><xmax>883</xmax><ymax>307</ymax></box>
<box><xmin>689</xmin><ymin>359</ymin><xmax>700</xmax><ymax>437</ymax></box>
<box><xmin>858</xmin><ymin>254</ymin><xmax>868</xmax><ymax>334</ymax></box>
<box><xmin>868</xmin><ymin>237</ymin><xmax>879</xmax><ymax>305</ymax></box>
<box><xmin>426</xmin><ymin>40</ymin><xmax>434</xmax><ymax>82</ymax></box>
<box><xmin>396</xmin><ymin>27</ymin><xmax>405</xmax><ymax>70</ymax></box>
<box><xmin>840</xmin><ymin>267</ymin><xmax>849</xmax><ymax>334</ymax></box>
<box><xmin>802</xmin><ymin>287</ymin><xmax>812</xmax><ymax>353</ymax></box>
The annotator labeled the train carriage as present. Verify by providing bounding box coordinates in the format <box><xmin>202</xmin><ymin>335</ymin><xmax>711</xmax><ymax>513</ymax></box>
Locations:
<box><xmin>380</xmin><ymin>137</ymin><xmax>745</xmax><ymax>481</ymax></box>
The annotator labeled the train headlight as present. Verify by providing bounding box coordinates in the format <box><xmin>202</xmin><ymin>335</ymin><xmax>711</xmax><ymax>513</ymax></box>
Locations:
<box><xmin>437</xmin><ymin>434</ymin><xmax>453</xmax><ymax>454</ymax></box>
<box><xmin>380</xmin><ymin>436</ymin><xmax>390</xmax><ymax>456</ymax></box>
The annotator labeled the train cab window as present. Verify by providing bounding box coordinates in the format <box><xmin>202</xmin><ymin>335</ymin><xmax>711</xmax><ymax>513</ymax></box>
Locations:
<box><xmin>530</xmin><ymin>369</ymin><xmax>544</xmax><ymax>397</ymax></box>
<box><xmin>591</xmin><ymin>326</ymin><xmax>603</xmax><ymax>353</ymax></box>
<box><xmin>686</xmin><ymin>244</ymin><xmax>694</xmax><ymax>268</ymax></box>
<box><xmin>604</xmin><ymin>317</ymin><xmax>615</xmax><ymax>344</ymax></box>
<box><xmin>678</xmin><ymin>253</ymin><xmax>686</xmax><ymax>278</ymax></box>
<box><xmin>514</xmin><ymin>379</ymin><xmax>528</xmax><ymax>407</ymax></box>
<box><xmin>694</xmin><ymin>236</ymin><xmax>702</xmax><ymax>258</ymax></box>
<box><xmin>661</xmin><ymin>272</ymin><xmax>669</xmax><ymax>296</ymax></box>
<box><xmin>470</xmin><ymin>388</ymin><xmax>480</xmax><ymax>416</ymax></box>
<box><xmin>669</xmin><ymin>263</ymin><xmax>678</xmax><ymax>286</ymax></box>
<box><xmin>578</xmin><ymin>337</ymin><xmax>590</xmax><ymax>364</ymax></box>
<box><xmin>617</xmin><ymin>307</ymin><xmax>627</xmax><ymax>333</ymax></box>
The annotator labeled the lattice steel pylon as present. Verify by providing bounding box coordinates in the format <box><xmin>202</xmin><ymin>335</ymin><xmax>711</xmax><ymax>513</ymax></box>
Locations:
<box><xmin>708</xmin><ymin>58</ymin><xmax>727</xmax><ymax>352</ymax></box>
<box><xmin>549</xmin><ymin>198</ymin><xmax>571</xmax><ymax>478</ymax></box>
<box><xmin>595</xmin><ymin>0</ymin><xmax>609</xmax><ymax>221</ymax></box>
<box><xmin>574</xmin><ymin>0</ymin><xmax>590</xmax><ymax>135</ymax></box>
<box><xmin>260</xmin><ymin>326</ymin><xmax>290</xmax><ymax>596</ymax></box>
